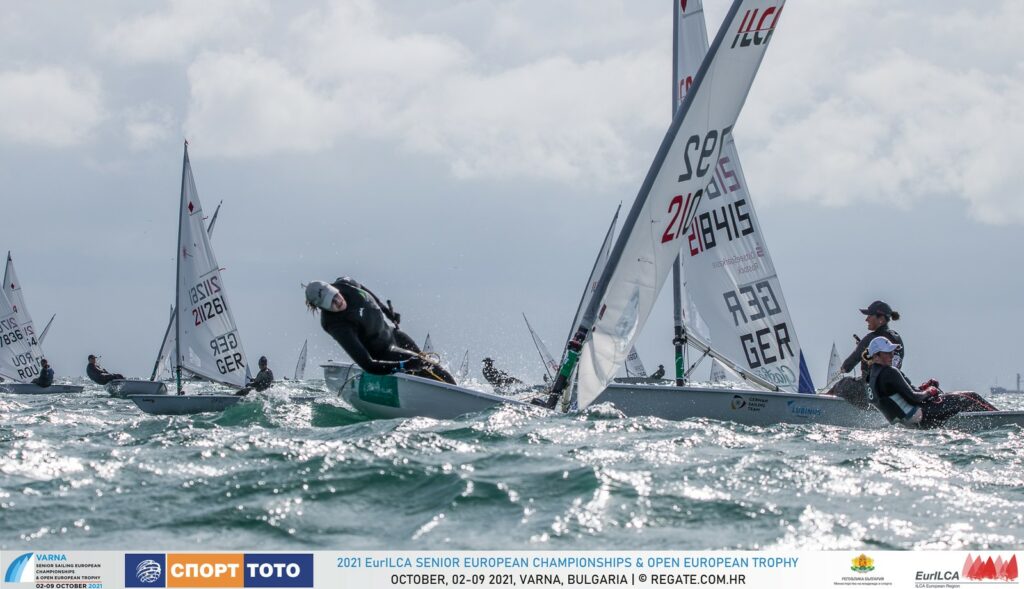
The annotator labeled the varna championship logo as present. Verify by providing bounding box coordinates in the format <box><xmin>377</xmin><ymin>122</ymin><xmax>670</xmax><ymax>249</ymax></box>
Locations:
<box><xmin>4</xmin><ymin>552</ymin><xmax>36</xmax><ymax>583</ymax></box>
<box><xmin>851</xmin><ymin>554</ymin><xmax>875</xmax><ymax>573</ymax></box>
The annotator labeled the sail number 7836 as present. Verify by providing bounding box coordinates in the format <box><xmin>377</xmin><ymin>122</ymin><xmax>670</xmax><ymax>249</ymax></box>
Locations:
<box><xmin>662</xmin><ymin>126</ymin><xmax>732</xmax><ymax>244</ymax></box>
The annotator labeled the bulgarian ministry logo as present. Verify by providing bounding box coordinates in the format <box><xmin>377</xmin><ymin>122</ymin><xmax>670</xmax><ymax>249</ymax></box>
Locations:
<box><xmin>125</xmin><ymin>553</ymin><xmax>166</xmax><ymax>587</ymax></box>
<box><xmin>963</xmin><ymin>554</ymin><xmax>1018</xmax><ymax>581</ymax></box>
<box><xmin>4</xmin><ymin>552</ymin><xmax>36</xmax><ymax>583</ymax></box>
<box><xmin>851</xmin><ymin>554</ymin><xmax>875</xmax><ymax>573</ymax></box>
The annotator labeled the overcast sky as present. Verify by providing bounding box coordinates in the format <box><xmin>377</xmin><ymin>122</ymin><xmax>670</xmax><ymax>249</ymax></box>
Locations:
<box><xmin>1</xmin><ymin>0</ymin><xmax>1022</xmax><ymax>392</ymax></box>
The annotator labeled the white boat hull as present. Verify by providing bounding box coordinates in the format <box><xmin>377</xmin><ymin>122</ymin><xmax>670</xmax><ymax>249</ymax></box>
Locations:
<box><xmin>595</xmin><ymin>384</ymin><xmax>1024</xmax><ymax>430</ymax></box>
<box><xmin>106</xmin><ymin>379</ymin><xmax>169</xmax><ymax>398</ymax></box>
<box><xmin>594</xmin><ymin>383</ymin><xmax>888</xmax><ymax>427</ymax></box>
<box><xmin>323</xmin><ymin>362</ymin><xmax>531</xmax><ymax>420</ymax></box>
<box><xmin>0</xmin><ymin>383</ymin><xmax>85</xmax><ymax>395</ymax></box>
<box><xmin>131</xmin><ymin>394</ymin><xmax>241</xmax><ymax>415</ymax></box>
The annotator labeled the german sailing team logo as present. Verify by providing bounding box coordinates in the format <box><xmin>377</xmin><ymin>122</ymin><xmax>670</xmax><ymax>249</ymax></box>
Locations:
<box><xmin>851</xmin><ymin>554</ymin><xmax>875</xmax><ymax>573</ymax></box>
<box><xmin>963</xmin><ymin>554</ymin><xmax>1018</xmax><ymax>581</ymax></box>
<box><xmin>4</xmin><ymin>552</ymin><xmax>36</xmax><ymax>583</ymax></box>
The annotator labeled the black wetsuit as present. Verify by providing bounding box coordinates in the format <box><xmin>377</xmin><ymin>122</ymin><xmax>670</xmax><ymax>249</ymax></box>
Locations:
<box><xmin>87</xmin><ymin>363</ymin><xmax>124</xmax><ymax>385</ymax></box>
<box><xmin>32</xmin><ymin>366</ymin><xmax>54</xmax><ymax>387</ymax></box>
<box><xmin>842</xmin><ymin>324</ymin><xmax>905</xmax><ymax>379</ymax></box>
<box><xmin>320</xmin><ymin>277</ymin><xmax>423</xmax><ymax>375</ymax></box>
<box><xmin>867</xmin><ymin>364</ymin><xmax>994</xmax><ymax>428</ymax></box>
<box><xmin>650</xmin><ymin>366</ymin><xmax>666</xmax><ymax>379</ymax></box>
<box><xmin>482</xmin><ymin>361</ymin><xmax>521</xmax><ymax>391</ymax></box>
<box><xmin>249</xmin><ymin>368</ymin><xmax>274</xmax><ymax>392</ymax></box>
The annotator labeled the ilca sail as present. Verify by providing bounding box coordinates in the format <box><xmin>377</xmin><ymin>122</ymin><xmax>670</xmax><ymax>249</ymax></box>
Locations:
<box><xmin>674</xmin><ymin>0</ymin><xmax>813</xmax><ymax>393</ymax></box>
<box><xmin>0</xmin><ymin>288</ymin><xmax>41</xmax><ymax>382</ymax></box>
<box><xmin>152</xmin><ymin>201</ymin><xmax>222</xmax><ymax>381</ymax></box>
<box><xmin>564</xmin><ymin>0</ymin><xmax>788</xmax><ymax>410</ymax></box>
<box><xmin>175</xmin><ymin>144</ymin><xmax>249</xmax><ymax>389</ymax></box>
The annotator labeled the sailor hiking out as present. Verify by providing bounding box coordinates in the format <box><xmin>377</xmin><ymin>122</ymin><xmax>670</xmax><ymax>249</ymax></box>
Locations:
<box><xmin>481</xmin><ymin>357</ymin><xmax>523</xmax><ymax>393</ymax></box>
<box><xmin>865</xmin><ymin>337</ymin><xmax>996</xmax><ymax>428</ymax></box>
<box><xmin>86</xmin><ymin>354</ymin><xmax>124</xmax><ymax>385</ymax></box>
<box><xmin>305</xmin><ymin>277</ymin><xmax>455</xmax><ymax>384</ymax></box>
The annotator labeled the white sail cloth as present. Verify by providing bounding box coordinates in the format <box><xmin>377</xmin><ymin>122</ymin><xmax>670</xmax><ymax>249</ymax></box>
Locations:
<box><xmin>575</xmin><ymin>0</ymin><xmax>786</xmax><ymax>409</ymax></box>
<box><xmin>175</xmin><ymin>146</ymin><xmax>249</xmax><ymax>387</ymax></box>
<box><xmin>0</xmin><ymin>288</ymin><xmax>42</xmax><ymax>382</ymax></box>
<box><xmin>294</xmin><ymin>340</ymin><xmax>308</xmax><ymax>381</ymax></box>
<box><xmin>674</xmin><ymin>0</ymin><xmax>813</xmax><ymax>393</ymax></box>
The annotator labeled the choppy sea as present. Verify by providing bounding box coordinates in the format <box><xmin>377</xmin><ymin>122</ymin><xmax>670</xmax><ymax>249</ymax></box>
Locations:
<box><xmin>1</xmin><ymin>381</ymin><xmax>1022</xmax><ymax>551</ymax></box>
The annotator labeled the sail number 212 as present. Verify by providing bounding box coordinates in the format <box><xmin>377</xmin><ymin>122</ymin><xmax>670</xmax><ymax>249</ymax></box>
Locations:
<box><xmin>661</xmin><ymin>126</ymin><xmax>732</xmax><ymax>244</ymax></box>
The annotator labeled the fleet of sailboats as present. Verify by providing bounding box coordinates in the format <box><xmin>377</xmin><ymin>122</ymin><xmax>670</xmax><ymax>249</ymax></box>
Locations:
<box><xmin>4</xmin><ymin>1</ymin><xmax>1020</xmax><ymax>431</ymax></box>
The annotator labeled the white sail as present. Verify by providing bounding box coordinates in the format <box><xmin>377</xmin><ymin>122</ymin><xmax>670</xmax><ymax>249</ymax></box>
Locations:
<box><xmin>674</xmin><ymin>0</ymin><xmax>813</xmax><ymax>393</ymax></box>
<box><xmin>523</xmin><ymin>314</ymin><xmax>559</xmax><ymax>379</ymax></box>
<box><xmin>152</xmin><ymin>201</ymin><xmax>222</xmax><ymax>381</ymax></box>
<box><xmin>38</xmin><ymin>313</ymin><xmax>55</xmax><ymax>345</ymax></box>
<box><xmin>826</xmin><ymin>342</ymin><xmax>842</xmax><ymax>384</ymax></box>
<box><xmin>709</xmin><ymin>357</ymin><xmax>744</xmax><ymax>384</ymax></box>
<box><xmin>456</xmin><ymin>350</ymin><xmax>470</xmax><ymax>381</ymax></box>
<box><xmin>3</xmin><ymin>253</ymin><xmax>41</xmax><ymax>351</ymax></box>
<box><xmin>566</xmin><ymin>205</ymin><xmax>620</xmax><ymax>356</ymax></box>
<box><xmin>423</xmin><ymin>333</ymin><xmax>434</xmax><ymax>354</ymax></box>
<box><xmin>175</xmin><ymin>144</ymin><xmax>249</xmax><ymax>388</ymax></box>
<box><xmin>0</xmin><ymin>288</ymin><xmax>42</xmax><ymax>382</ymax></box>
<box><xmin>574</xmin><ymin>0</ymin><xmax>785</xmax><ymax>410</ymax></box>
<box><xmin>294</xmin><ymin>339</ymin><xmax>308</xmax><ymax>380</ymax></box>
<box><xmin>624</xmin><ymin>347</ymin><xmax>647</xmax><ymax>378</ymax></box>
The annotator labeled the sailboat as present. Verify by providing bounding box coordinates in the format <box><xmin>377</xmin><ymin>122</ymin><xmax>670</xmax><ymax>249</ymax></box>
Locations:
<box><xmin>325</xmin><ymin>0</ymin><xmax>780</xmax><ymax>420</ymax></box>
<box><xmin>0</xmin><ymin>254</ymin><xmax>83</xmax><ymax>394</ymax></box>
<box><xmin>294</xmin><ymin>339</ymin><xmax>308</xmax><ymax>380</ymax></box>
<box><xmin>130</xmin><ymin>142</ymin><xmax>251</xmax><ymax>415</ymax></box>
<box><xmin>107</xmin><ymin>201</ymin><xmax>223</xmax><ymax>398</ymax></box>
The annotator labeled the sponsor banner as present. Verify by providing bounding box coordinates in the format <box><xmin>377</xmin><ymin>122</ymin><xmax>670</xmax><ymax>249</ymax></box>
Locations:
<box><xmin>2</xmin><ymin>551</ymin><xmax>1019</xmax><ymax>589</ymax></box>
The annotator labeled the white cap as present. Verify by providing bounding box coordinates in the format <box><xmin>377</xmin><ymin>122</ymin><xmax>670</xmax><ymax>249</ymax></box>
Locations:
<box><xmin>305</xmin><ymin>281</ymin><xmax>340</xmax><ymax>311</ymax></box>
<box><xmin>867</xmin><ymin>336</ymin><xmax>900</xmax><ymax>357</ymax></box>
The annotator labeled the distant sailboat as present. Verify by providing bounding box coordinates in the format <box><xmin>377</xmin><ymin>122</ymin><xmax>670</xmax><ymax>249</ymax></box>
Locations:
<box><xmin>0</xmin><ymin>254</ymin><xmax>82</xmax><ymax>394</ymax></box>
<box><xmin>294</xmin><ymin>339</ymin><xmax>308</xmax><ymax>381</ymax></box>
<box><xmin>826</xmin><ymin>342</ymin><xmax>842</xmax><ymax>385</ymax></box>
<box><xmin>108</xmin><ymin>200</ymin><xmax>223</xmax><ymax>397</ymax></box>
<box><xmin>131</xmin><ymin>142</ymin><xmax>250</xmax><ymax>415</ymax></box>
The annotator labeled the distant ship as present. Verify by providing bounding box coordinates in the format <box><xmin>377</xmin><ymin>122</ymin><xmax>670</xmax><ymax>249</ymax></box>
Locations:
<box><xmin>991</xmin><ymin>373</ymin><xmax>1023</xmax><ymax>395</ymax></box>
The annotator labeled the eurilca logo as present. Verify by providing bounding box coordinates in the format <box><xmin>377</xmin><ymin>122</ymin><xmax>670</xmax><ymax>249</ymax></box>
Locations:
<box><xmin>964</xmin><ymin>554</ymin><xmax>1018</xmax><ymax>581</ymax></box>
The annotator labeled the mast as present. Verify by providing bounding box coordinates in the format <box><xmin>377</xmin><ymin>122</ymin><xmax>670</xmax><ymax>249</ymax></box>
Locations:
<box><xmin>671</xmin><ymin>0</ymin><xmax>686</xmax><ymax>386</ymax></box>
<box><xmin>174</xmin><ymin>141</ymin><xmax>188</xmax><ymax>394</ymax></box>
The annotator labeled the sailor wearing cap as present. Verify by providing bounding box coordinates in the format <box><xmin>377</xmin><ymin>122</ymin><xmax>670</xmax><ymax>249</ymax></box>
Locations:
<box><xmin>864</xmin><ymin>337</ymin><xmax>997</xmax><ymax>427</ymax></box>
<box><xmin>86</xmin><ymin>354</ymin><xmax>124</xmax><ymax>385</ymax></box>
<box><xmin>841</xmin><ymin>300</ymin><xmax>904</xmax><ymax>379</ymax></box>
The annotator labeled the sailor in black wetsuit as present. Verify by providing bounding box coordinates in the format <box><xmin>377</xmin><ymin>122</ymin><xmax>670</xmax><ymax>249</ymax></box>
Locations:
<box><xmin>841</xmin><ymin>300</ymin><xmax>905</xmax><ymax>380</ymax></box>
<box><xmin>481</xmin><ymin>357</ymin><xmax>522</xmax><ymax>392</ymax></box>
<box><xmin>32</xmin><ymin>358</ymin><xmax>54</xmax><ymax>388</ymax></box>
<box><xmin>237</xmin><ymin>356</ymin><xmax>274</xmax><ymax>396</ymax></box>
<box><xmin>305</xmin><ymin>278</ymin><xmax>455</xmax><ymax>384</ymax></box>
<box><xmin>86</xmin><ymin>354</ymin><xmax>124</xmax><ymax>385</ymax></box>
<box><xmin>865</xmin><ymin>337</ymin><xmax>996</xmax><ymax>428</ymax></box>
<box><xmin>650</xmin><ymin>365</ymin><xmax>666</xmax><ymax>380</ymax></box>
